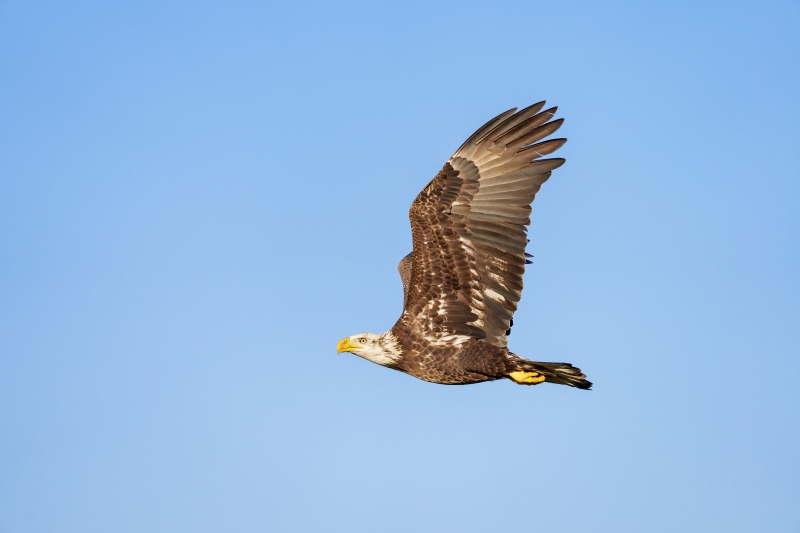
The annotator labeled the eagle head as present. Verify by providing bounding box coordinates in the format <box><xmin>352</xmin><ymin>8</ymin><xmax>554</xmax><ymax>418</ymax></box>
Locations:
<box><xmin>336</xmin><ymin>332</ymin><xmax>402</xmax><ymax>366</ymax></box>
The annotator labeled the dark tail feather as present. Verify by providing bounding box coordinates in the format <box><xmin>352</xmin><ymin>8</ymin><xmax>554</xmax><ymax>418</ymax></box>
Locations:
<box><xmin>520</xmin><ymin>360</ymin><xmax>592</xmax><ymax>390</ymax></box>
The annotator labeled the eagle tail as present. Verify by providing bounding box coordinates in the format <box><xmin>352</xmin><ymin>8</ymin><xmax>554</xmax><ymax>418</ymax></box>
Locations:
<box><xmin>510</xmin><ymin>359</ymin><xmax>592</xmax><ymax>390</ymax></box>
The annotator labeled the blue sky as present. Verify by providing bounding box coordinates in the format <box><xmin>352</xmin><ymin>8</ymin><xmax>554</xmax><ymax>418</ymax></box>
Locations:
<box><xmin>1</xmin><ymin>1</ymin><xmax>798</xmax><ymax>531</ymax></box>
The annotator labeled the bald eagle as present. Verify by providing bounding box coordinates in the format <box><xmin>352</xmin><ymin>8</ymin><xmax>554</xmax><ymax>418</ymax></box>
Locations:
<box><xmin>337</xmin><ymin>103</ymin><xmax>591</xmax><ymax>389</ymax></box>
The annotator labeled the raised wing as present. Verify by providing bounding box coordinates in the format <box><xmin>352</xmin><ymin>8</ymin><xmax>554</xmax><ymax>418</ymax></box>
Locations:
<box><xmin>403</xmin><ymin>103</ymin><xmax>566</xmax><ymax>347</ymax></box>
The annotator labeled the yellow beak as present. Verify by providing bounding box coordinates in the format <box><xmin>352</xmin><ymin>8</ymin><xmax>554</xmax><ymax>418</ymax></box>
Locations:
<box><xmin>337</xmin><ymin>338</ymin><xmax>359</xmax><ymax>353</ymax></box>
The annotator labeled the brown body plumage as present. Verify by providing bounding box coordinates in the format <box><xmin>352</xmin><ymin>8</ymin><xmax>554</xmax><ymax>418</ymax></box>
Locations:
<box><xmin>338</xmin><ymin>103</ymin><xmax>591</xmax><ymax>390</ymax></box>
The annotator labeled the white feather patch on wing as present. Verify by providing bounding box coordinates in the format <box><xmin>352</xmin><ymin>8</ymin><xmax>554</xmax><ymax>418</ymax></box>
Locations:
<box><xmin>484</xmin><ymin>288</ymin><xmax>507</xmax><ymax>304</ymax></box>
<box><xmin>424</xmin><ymin>334</ymin><xmax>471</xmax><ymax>347</ymax></box>
<box><xmin>486</xmin><ymin>272</ymin><xmax>509</xmax><ymax>289</ymax></box>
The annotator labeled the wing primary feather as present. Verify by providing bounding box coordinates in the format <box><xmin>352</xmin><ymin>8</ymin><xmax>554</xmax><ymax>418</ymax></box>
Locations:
<box><xmin>501</xmin><ymin>107</ymin><xmax>558</xmax><ymax>141</ymax></box>
<box><xmin>472</xmin><ymin>108</ymin><xmax>559</xmax><ymax>164</ymax></box>
<box><xmin>453</xmin><ymin>108</ymin><xmax>517</xmax><ymax>159</ymax></box>
<box><xmin>481</xmin><ymin>158</ymin><xmax>565</xmax><ymax>180</ymax></box>
<box><xmin>516</xmin><ymin>138</ymin><xmax>567</xmax><ymax>158</ymax></box>
<box><xmin>502</xmin><ymin>117</ymin><xmax>564</xmax><ymax>153</ymax></box>
<box><xmin>474</xmin><ymin>102</ymin><xmax>546</xmax><ymax>147</ymax></box>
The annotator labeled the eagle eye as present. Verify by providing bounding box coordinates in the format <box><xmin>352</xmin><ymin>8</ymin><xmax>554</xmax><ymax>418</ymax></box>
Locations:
<box><xmin>359</xmin><ymin>338</ymin><xmax>367</xmax><ymax>344</ymax></box>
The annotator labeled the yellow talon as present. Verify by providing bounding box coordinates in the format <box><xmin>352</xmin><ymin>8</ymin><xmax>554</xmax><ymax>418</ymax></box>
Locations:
<box><xmin>508</xmin><ymin>371</ymin><xmax>546</xmax><ymax>385</ymax></box>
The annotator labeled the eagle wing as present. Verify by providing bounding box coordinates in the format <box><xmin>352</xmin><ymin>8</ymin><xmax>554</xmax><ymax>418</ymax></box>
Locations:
<box><xmin>403</xmin><ymin>103</ymin><xmax>566</xmax><ymax>347</ymax></box>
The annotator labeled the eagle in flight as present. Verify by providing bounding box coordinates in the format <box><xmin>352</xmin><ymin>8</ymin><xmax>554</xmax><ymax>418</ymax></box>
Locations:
<box><xmin>337</xmin><ymin>102</ymin><xmax>591</xmax><ymax>389</ymax></box>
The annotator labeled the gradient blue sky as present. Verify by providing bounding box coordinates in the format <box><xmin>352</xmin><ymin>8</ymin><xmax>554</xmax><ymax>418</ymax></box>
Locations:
<box><xmin>1</xmin><ymin>1</ymin><xmax>798</xmax><ymax>532</ymax></box>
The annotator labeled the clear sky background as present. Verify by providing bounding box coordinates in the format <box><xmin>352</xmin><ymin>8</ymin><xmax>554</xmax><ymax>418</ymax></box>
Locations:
<box><xmin>1</xmin><ymin>1</ymin><xmax>798</xmax><ymax>532</ymax></box>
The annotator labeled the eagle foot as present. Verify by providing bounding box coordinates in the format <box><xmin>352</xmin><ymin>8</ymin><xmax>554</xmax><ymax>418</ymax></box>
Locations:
<box><xmin>508</xmin><ymin>371</ymin><xmax>546</xmax><ymax>385</ymax></box>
